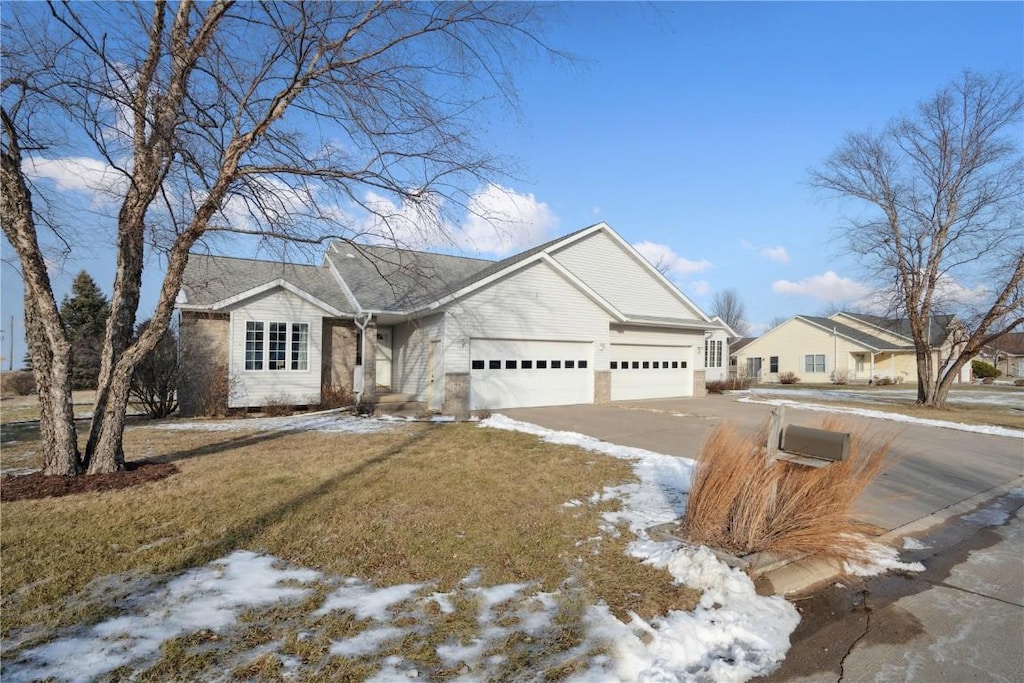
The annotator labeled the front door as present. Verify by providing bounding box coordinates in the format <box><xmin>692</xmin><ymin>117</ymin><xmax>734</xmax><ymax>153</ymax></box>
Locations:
<box><xmin>375</xmin><ymin>328</ymin><xmax>392</xmax><ymax>390</ymax></box>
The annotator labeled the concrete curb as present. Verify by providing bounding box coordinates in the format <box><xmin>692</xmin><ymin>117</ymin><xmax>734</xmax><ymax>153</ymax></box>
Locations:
<box><xmin>756</xmin><ymin>474</ymin><xmax>1024</xmax><ymax>597</ymax></box>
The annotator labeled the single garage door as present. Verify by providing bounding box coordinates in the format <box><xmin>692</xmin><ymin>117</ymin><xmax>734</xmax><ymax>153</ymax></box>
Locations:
<box><xmin>470</xmin><ymin>339</ymin><xmax>593</xmax><ymax>409</ymax></box>
<box><xmin>610</xmin><ymin>344</ymin><xmax>693</xmax><ymax>401</ymax></box>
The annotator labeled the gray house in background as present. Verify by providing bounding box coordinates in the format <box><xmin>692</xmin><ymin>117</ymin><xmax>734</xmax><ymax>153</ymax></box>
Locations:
<box><xmin>176</xmin><ymin>222</ymin><xmax>723</xmax><ymax>416</ymax></box>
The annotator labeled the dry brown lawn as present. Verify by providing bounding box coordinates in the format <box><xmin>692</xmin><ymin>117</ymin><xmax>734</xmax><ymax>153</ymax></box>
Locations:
<box><xmin>0</xmin><ymin>418</ymin><xmax>698</xmax><ymax>679</ymax></box>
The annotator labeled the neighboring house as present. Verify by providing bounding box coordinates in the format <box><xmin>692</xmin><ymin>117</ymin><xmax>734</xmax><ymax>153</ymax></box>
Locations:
<box><xmin>176</xmin><ymin>223</ymin><xmax>723</xmax><ymax>416</ymax></box>
<box><xmin>732</xmin><ymin>311</ymin><xmax>972</xmax><ymax>384</ymax></box>
<box><xmin>727</xmin><ymin>337</ymin><xmax>757</xmax><ymax>378</ymax></box>
<box><xmin>704</xmin><ymin>316</ymin><xmax>739</xmax><ymax>383</ymax></box>
<box><xmin>981</xmin><ymin>332</ymin><xmax>1024</xmax><ymax>378</ymax></box>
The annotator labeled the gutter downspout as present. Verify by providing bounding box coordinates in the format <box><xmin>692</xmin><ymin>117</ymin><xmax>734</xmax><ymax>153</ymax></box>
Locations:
<box><xmin>354</xmin><ymin>311</ymin><xmax>372</xmax><ymax>405</ymax></box>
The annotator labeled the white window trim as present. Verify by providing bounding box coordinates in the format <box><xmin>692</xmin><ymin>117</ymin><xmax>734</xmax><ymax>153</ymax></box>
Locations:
<box><xmin>243</xmin><ymin>319</ymin><xmax>313</xmax><ymax>373</ymax></box>
<box><xmin>804</xmin><ymin>353</ymin><xmax>827</xmax><ymax>373</ymax></box>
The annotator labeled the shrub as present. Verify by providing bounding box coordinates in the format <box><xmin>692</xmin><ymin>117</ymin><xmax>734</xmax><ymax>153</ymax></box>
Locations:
<box><xmin>981</xmin><ymin>377</ymin><xmax>994</xmax><ymax>385</ymax></box>
<box><xmin>705</xmin><ymin>380</ymin><xmax>726</xmax><ymax>394</ymax></box>
<box><xmin>971</xmin><ymin>359</ymin><xmax>1000</xmax><ymax>379</ymax></box>
<box><xmin>777</xmin><ymin>371</ymin><xmax>800</xmax><ymax>384</ymax></box>
<box><xmin>319</xmin><ymin>384</ymin><xmax>355</xmax><ymax>410</ymax></box>
<box><xmin>262</xmin><ymin>394</ymin><xmax>295</xmax><ymax>417</ymax></box>
<box><xmin>680</xmin><ymin>418</ymin><xmax>894</xmax><ymax>563</ymax></box>
<box><xmin>1014</xmin><ymin>379</ymin><xmax>1024</xmax><ymax>387</ymax></box>
<box><xmin>831</xmin><ymin>368</ymin><xmax>849</xmax><ymax>385</ymax></box>
<box><xmin>1</xmin><ymin>371</ymin><xmax>37</xmax><ymax>396</ymax></box>
<box><xmin>874</xmin><ymin>376</ymin><xmax>894</xmax><ymax>386</ymax></box>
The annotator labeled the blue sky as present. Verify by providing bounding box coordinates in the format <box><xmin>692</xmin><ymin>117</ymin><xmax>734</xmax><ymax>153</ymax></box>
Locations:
<box><xmin>1</xmin><ymin>1</ymin><xmax>1021</xmax><ymax>367</ymax></box>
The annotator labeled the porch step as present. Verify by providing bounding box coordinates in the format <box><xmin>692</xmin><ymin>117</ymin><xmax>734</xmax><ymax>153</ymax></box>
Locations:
<box><xmin>371</xmin><ymin>393</ymin><xmax>428</xmax><ymax>417</ymax></box>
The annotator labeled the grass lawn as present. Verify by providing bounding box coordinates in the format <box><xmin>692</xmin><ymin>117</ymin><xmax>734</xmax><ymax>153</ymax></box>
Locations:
<box><xmin>0</xmin><ymin>417</ymin><xmax>698</xmax><ymax>680</ymax></box>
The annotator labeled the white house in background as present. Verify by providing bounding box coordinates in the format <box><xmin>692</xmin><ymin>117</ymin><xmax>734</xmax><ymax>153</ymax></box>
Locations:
<box><xmin>731</xmin><ymin>311</ymin><xmax>972</xmax><ymax>384</ymax></box>
<box><xmin>703</xmin><ymin>316</ymin><xmax>738</xmax><ymax>383</ymax></box>
<box><xmin>176</xmin><ymin>223</ymin><xmax>726</xmax><ymax>416</ymax></box>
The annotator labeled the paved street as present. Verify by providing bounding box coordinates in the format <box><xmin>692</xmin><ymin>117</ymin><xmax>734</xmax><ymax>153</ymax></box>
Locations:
<box><xmin>503</xmin><ymin>395</ymin><xmax>1024</xmax><ymax>682</ymax></box>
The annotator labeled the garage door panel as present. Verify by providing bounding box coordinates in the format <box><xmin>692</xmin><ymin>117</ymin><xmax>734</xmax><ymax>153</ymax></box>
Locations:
<box><xmin>610</xmin><ymin>343</ymin><xmax>692</xmax><ymax>401</ymax></box>
<box><xmin>470</xmin><ymin>339</ymin><xmax>593</xmax><ymax>409</ymax></box>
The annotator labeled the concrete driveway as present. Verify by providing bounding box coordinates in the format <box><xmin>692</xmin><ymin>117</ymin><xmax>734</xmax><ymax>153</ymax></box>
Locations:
<box><xmin>503</xmin><ymin>394</ymin><xmax>1024</xmax><ymax>532</ymax></box>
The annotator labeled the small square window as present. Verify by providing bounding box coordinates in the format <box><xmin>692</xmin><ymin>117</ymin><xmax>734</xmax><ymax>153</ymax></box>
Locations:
<box><xmin>681</xmin><ymin>361</ymin><xmax>687</xmax><ymax>368</ymax></box>
<box><xmin>610</xmin><ymin>361</ymin><xmax>618</xmax><ymax>370</ymax></box>
<box><xmin>642</xmin><ymin>361</ymin><xmax>650</xmax><ymax>369</ymax></box>
<box><xmin>578</xmin><ymin>360</ymin><xmax>588</xmax><ymax>368</ymax></box>
<box><xmin>565</xmin><ymin>360</ymin><xmax>575</xmax><ymax>369</ymax></box>
<box><xmin>505</xmin><ymin>360</ymin><xmax>517</xmax><ymax>369</ymax></box>
<box><xmin>621</xmin><ymin>363</ymin><xmax>629</xmax><ymax>370</ymax></box>
<box><xmin>672</xmin><ymin>361</ymin><xmax>678</xmax><ymax>369</ymax></box>
<box><xmin>662</xmin><ymin>361</ymin><xmax>669</xmax><ymax>368</ymax></box>
<box><xmin>521</xmin><ymin>360</ymin><xmax>533</xmax><ymax>369</ymax></box>
<box><xmin>472</xmin><ymin>360</ymin><xmax>485</xmax><ymax>370</ymax></box>
<box><xmin>632</xmin><ymin>361</ymin><xmax>639</xmax><ymax>369</ymax></box>
<box><xmin>489</xmin><ymin>360</ymin><xmax>501</xmax><ymax>369</ymax></box>
<box><xmin>537</xmin><ymin>360</ymin><xmax>548</xmax><ymax>369</ymax></box>
<box><xmin>551</xmin><ymin>360</ymin><xmax>562</xmax><ymax>369</ymax></box>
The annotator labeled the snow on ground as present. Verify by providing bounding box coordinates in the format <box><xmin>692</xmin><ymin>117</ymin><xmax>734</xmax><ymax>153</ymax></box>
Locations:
<box><xmin>152</xmin><ymin>408</ymin><xmax>397</xmax><ymax>434</ymax></box>
<box><xmin>8</xmin><ymin>415</ymin><xmax>928</xmax><ymax>683</ymax></box>
<box><xmin>748</xmin><ymin>386</ymin><xmax>1023</xmax><ymax>409</ymax></box>
<box><xmin>738</xmin><ymin>395</ymin><xmax>1024</xmax><ymax>439</ymax></box>
<box><xmin>843</xmin><ymin>542</ymin><xmax>925</xmax><ymax>576</ymax></box>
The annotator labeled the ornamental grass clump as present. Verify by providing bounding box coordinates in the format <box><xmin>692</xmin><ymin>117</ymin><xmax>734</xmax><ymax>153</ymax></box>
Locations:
<box><xmin>681</xmin><ymin>418</ymin><xmax>894</xmax><ymax>563</ymax></box>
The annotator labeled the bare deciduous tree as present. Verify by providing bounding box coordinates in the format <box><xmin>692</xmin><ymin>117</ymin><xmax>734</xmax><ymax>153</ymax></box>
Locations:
<box><xmin>813</xmin><ymin>71</ymin><xmax>1023</xmax><ymax>408</ymax></box>
<box><xmin>2</xmin><ymin>1</ymin><xmax>555</xmax><ymax>474</ymax></box>
<box><xmin>710</xmin><ymin>289</ymin><xmax>750</xmax><ymax>335</ymax></box>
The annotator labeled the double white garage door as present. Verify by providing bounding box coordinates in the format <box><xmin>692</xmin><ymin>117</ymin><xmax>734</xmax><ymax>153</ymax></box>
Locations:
<box><xmin>609</xmin><ymin>343</ymin><xmax>693</xmax><ymax>401</ymax></box>
<box><xmin>469</xmin><ymin>339</ymin><xmax>593</xmax><ymax>410</ymax></box>
<box><xmin>469</xmin><ymin>337</ymin><xmax>694</xmax><ymax>409</ymax></box>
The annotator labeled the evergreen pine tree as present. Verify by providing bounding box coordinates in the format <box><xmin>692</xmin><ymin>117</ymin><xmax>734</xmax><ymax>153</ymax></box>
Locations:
<box><xmin>60</xmin><ymin>271</ymin><xmax>110</xmax><ymax>390</ymax></box>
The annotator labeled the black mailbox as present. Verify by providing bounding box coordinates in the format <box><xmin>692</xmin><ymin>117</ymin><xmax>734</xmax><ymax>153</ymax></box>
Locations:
<box><xmin>779</xmin><ymin>425</ymin><xmax>850</xmax><ymax>463</ymax></box>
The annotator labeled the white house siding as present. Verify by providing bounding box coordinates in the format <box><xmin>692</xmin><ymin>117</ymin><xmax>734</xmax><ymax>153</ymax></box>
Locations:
<box><xmin>444</xmin><ymin>261</ymin><xmax>612</xmax><ymax>374</ymax></box>
<box><xmin>704</xmin><ymin>328</ymin><xmax>731</xmax><ymax>382</ymax></box>
<box><xmin>551</xmin><ymin>230</ymin><xmax>703</xmax><ymax>320</ymax></box>
<box><xmin>392</xmin><ymin>312</ymin><xmax>445</xmax><ymax>401</ymax></box>
<box><xmin>226</xmin><ymin>289</ymin><xmax>328</xmax><ymax>407</ymax></box>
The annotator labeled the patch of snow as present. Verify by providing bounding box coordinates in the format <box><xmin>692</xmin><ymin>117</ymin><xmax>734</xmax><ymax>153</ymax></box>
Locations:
<box><xmin>844</xmin><ymin>541</ymin><xmax>925</xmax><ymax>576</ymax></box>
<box><xmin>481</xmin><ymin>414</ymin><xmax>800</xmax><ymax>681</ymax></box>
<box><xmin>330</xmin><ymin>626</ymin><xmax>407</xmax><ymax>658</ymax></box>
<box><xmin>154</xmin><ymin>409</ymin><xmax>398</xmax><ymax>434</ymax></box>
<box><xmin>1</xmin><ymin>466</ymin><xmax>40</xmax><ymax>476</ymax></box>
<box><xmin>738</xmin><ymin>396</ymin><xmax>1024</xmax><ymax>439</ymax></box>
<box><xmin>902</xmin><ymin>537</ymin><xmax>928</xmax><ymax>551</ymax></box>
<box><xmin>317</xmin><ymin>581</ymin><xmax>426</xmax><ymax>620</ymax></box>
<box><xmin>961</xmin><ymin>507</ymin><xmax>1010</xmax><ymax>526</ymax></box>
<box><xmin>5</xmin><ymin>551</ymin><xmax>319</xmax><ymax>683</ymax></box>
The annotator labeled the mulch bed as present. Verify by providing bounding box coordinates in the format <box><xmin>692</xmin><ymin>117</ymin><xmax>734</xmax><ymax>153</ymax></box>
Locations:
<box><xmin>1</xmin><ymin>461</ymin><xmax>179</xmax><ymax>502</ymax></box>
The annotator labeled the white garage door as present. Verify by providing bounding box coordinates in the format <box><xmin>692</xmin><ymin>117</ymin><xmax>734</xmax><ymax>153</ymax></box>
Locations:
<box><xmin>610</xmin><ymin>344</ymin><xmax>693</xmax><ymax>401</ymax></box>
<box><xmin>470</xmin><ymin>339</ymin><xmax>594</xmax><ymax>409</ymax></box>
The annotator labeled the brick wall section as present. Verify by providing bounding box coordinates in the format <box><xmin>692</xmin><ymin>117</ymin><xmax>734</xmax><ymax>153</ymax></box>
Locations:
<box><xmin>443</xmin><ymin>372</ymin><xmax>470</xmax><ymax>419</ymax></box>
<box><xmin>179</xmin><ymin>311</ymin><xmax>230</xmax><ymax>416</ymax></box>
<box><xmin>693</xmin><ymin>370</ymin><xmax>707</xmax><ymax>397</ymax></box>
<box><xmin>594</xmin><ymin>370</ymin><xmax>611</xmax><ymax>403</ymax></box>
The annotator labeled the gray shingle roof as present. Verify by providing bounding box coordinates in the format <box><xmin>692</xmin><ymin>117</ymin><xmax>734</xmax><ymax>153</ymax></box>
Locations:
<box><xmin>798</xmin><ymin>316</ymin><xmax>913</xmax><ymax>351</ymax></box>
<box><xmin>839</xmin><ymin>312</ymin><xmax>956</xmax><ymax>347</ymax></box>
<box><xmin>324</xmin><ymin>243</ymin><xmax>494</xmax><ymax>310</ymax></box>
<box><xmin>181</xmin><ymin>253</ymin><xmax>354</xmax><ymax>313</ymax></box>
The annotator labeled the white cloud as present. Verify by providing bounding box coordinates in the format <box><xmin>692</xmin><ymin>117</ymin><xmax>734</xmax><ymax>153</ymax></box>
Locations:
<box><xmin>356</xmin><ymin>184</ymin><xmax>558</xmax><ymax>257</ymax></box>
<box><xmin>740</xmin><ymin>239</ymin><xmax>753</xmax><ymax>250</ymax></box>
<box><xmin>934</xmin><ymin>275</ymin><xmax>990</xmax><ymax>307</ymax></box>
<box><xmin>633</xmin><ymin>241</ymin><xmax>713</xmax><ymax>278</ymax></box>
<box><xmin>27</xmin><ymin>156</ymin><xmax>127</xmax><ymax>200</ymax></box>
<box><xmin>772</xmin><ymin>271</ymin><xmax>871</xmax><ymax>303</ymax></box>
<box><xmin>457</xmin><ymin>184</ymin><xmax>559</xmax><ymax>256</ymax></box>
<box><xmin>760</xmin><ymin>246</ymin><xmax>790</xmax><ymax>263</ymax></box>
<box><xmin>688</xmin><ymin>280</ymin><xmax>711</xmax><ymax>296</ymax></box>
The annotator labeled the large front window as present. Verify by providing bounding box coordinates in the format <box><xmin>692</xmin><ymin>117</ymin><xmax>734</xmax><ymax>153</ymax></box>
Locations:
<box><xmin>804</xmin><ymin>354</ymin><xmax>826</xmax><ymax>373</ymax></box>
<box><xmin>244</xmin><ymin>320</ymin><xmax>310</xmax><ymax>372</ymax></box>
<box><xmin>705</xmin><ymin>339</ymin><xmax>723</xmax><ymax>368</ymax></box>
<box><xmin>245</xmin><ymin>322</ymin><xmax>264</xmax><ymax>370</ymax></box>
